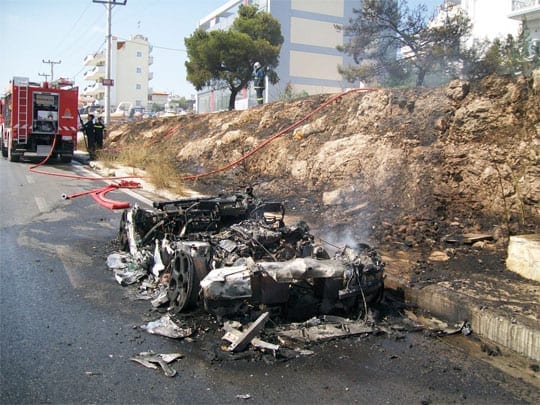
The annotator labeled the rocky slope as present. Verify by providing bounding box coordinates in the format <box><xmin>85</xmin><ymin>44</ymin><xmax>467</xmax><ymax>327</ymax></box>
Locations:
<box><xmin>106</xmin><ymin>74</ymin><xmax>539</xmax><ymax>282</ymax></box>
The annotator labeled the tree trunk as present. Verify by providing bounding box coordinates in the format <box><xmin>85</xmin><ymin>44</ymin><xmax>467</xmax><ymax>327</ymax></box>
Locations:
<box><xmin>228</xmin><ymin>87</ymin><xmax>239</xmax><ymax>111</ymax></box>
<box><xmin>416</xmin><ymin>68</ymin><xmax>426</xmax><ymax>87</ymax></box>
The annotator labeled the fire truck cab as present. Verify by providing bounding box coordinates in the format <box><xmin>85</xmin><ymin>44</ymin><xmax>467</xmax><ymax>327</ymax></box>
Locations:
<box><xmin>1</xmin><ymin>77</ymin><xmax>79</xmax><ymax>163</ymax></box>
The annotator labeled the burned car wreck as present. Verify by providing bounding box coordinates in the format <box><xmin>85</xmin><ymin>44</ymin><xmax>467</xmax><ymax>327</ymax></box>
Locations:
<box><xmin>113</xmin><ymin>190</ymin><xmax>385</xmax><ymax>321</ymax></box>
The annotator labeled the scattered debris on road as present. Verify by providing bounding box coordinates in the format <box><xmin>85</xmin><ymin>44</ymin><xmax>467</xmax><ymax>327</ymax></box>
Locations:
<box><xmin>141</xmin><ymin>314</ymin><xmax>193</xmax><ymax>339</ymax></box>
<box><xmin>107</xmin><ymin>190</ymin><xmax>385</xmax><ymax>354</ymax></box>
<box><xmin>130</xmin><ymin>351</ymin><xmax>184</xmax><ymax>377</ymax></box>
<box><xmin>276</xmin><ymin>315</ymin><xmax>376</xmax><ymax>343</ymax></box>
<box><xmin>102</xmin><ymin>190</ymin><xmax>391</xmax><ymax>362</ymax></box>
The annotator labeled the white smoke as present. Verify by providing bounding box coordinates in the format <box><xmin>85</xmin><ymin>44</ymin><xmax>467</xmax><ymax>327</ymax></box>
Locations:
<box><xmin>318</xmin><ymin>227</ymin><xmax>370</xmax><ymax>255</ymax></box>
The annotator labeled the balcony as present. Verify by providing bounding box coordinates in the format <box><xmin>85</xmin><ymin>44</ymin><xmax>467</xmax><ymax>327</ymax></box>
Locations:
<box><xmin>84</xmin><ymin>52</ymin><xmax>105</xmax><ymax>66</ymax></box>
<box><xmin>83</xmin><ymin>65</ymin><xmax>105</xmax><ymax>81</ymax></box>
<box><xmin>148</xmin><ymin>56</ymin><xmax>154</xmax><ymax>65</ymax></box>
<box><xmin>148</xmin><ymin>72</ymin><xmax>154</xmax><ymax>80</ymax></box>
<box><xmin>509</xmin><ymin>0</ymin><xmax>540</xmax><ymax>19</ymax></box>
<box><xmin>82</xmin><ymin>83</ymin><xmax>105</xmax><ymax>97</ymax></box>
<box><xmin>512</xmin><ymin>0</ymin><xmax>539</xmax><ymax>11</ymax></box>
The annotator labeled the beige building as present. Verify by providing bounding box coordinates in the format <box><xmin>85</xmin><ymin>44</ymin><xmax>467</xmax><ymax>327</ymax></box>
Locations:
<box><xmin>82</xmin><ymin>34</ymin><xmax>153</xmax><ymax>111</ymax></box>
<box><xmin>197</xmin><ymin>0</ymin><xmax>360</xmax><ymax>112</ymax></box>
<box><xmin>149</xmin><ymin>91</ymin><xmax>169</xmax><ymax>110</ymax></box>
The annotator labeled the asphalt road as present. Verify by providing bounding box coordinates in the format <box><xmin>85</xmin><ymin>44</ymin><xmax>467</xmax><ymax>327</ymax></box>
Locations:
<box><xmin>1</xmin><ymin>157</ymin><xmax>538</xmax><ymax>404</ymax></box>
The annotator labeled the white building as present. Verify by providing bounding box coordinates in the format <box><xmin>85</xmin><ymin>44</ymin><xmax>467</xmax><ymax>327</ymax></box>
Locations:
<box><xmin>508</xmin><ymin>0</ymin><xmax>540</xmax><ymax>48</ymax></box>
<box><xmin>450</xmin><ymin>0</ymin><xmax>520</xmax><ymax>43</ymax></box>
<box><xmin>196</xmin><ymin>0</ymin><xmax>360</xmax><ymax>113</ymax></box>
<box><xmin>82</xmin><ymin>34</ymin><xmax>153</xmax><ymax>111</ymax></box>
<box><xmin>442</xmin><ymin>0</ymin><xmax>540</xmax><ymax>45</ymax></box>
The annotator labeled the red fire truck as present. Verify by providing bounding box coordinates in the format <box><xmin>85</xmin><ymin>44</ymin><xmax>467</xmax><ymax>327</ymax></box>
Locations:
<box><xmin>0</xmin><ymin>76</ymin><xmax>79</xmax><ymax>163</ymax></box>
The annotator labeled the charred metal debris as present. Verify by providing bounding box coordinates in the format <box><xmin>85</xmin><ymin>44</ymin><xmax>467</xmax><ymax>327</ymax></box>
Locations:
<box><xmin>109</xmin><ymin>189</ymin><xmax>386</xmax><ymax>352</ymax></box>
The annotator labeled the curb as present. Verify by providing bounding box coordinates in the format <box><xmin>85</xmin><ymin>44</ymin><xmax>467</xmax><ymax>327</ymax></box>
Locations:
<box><xmin>385</xmin><ymin>275</ymin><xmax>540</xmax><ymax>361</ymax></box>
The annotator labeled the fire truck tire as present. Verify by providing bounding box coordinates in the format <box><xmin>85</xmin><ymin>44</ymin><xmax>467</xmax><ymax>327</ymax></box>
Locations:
<box><xmin>8</xmin><ymin>147</ymin><xmax>20</xmax><ymax>162</ymax></box>
<box><xmin>7</xmin><ymin>133</ymin><xmax>19</xmax><ymax>162</ymax></box>
<box><xmin>60</xmin><ymin>155</ymin><xmax>72</xmax><ymax>164</ymax></box>
<box><xmin>8</xmin><ymin>152</ymin><xmax>20</xmax><ymax>162</ymax></box>
<box><xmin>1</xmin><ymin>145</ymin><xmax>7</xmax><ymax>158</ymax></box>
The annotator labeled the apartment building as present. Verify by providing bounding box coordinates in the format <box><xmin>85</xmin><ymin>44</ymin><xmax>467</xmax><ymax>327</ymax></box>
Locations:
<box><xmin>196</xmin><ymin>0</ymin><xmax>360</xmax><ymax>113</ymax></box>
<box><xmin>443</xmin><ymin>0</ymin><xmax>540</xmax><ymax>45</ymax></box>
<box><xmin>445</xmin><ymin>0</ymin><xmax>520</xmax><ymax>44</ymax></box>
<box><xmin>82</xmin><ymin>34</ymin><xmax>153</xmax><ymax>111</ymax></box>
<box><xmin>508</xmin><ymin>0</ymin><xmax>540</xmax><ymax>46</ymax></box>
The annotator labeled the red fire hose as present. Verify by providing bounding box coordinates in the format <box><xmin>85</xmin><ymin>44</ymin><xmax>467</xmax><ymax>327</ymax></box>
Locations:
<box><xmin>29</xmin><ymin>135</ymin><xmax>142</xmax><ymax>209</ymax></box>
<box><xmin>30</xmin><ymin>88</ymin><xmax>376</xmax><ymax>209</ymax></box>
<box><xmin>177</xmin><ymin>88</ymin><xmax>377</xmax><ymax>181</ymax></box>
<box><xmin>61</xmin><ymin>180</ymin><xmax>141</xmax><ymax>210</ymax></box>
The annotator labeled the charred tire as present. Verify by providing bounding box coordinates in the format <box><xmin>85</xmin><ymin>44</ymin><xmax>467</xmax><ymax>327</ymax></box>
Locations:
<box><xmin>117</xmin><ymin>210</ymin><xmax>129</xmax><ymax>251</ymax></box>
<box><xmin>167</xmin><ymin>251</ymin><xmax>199</xmax><ymax>313</ymax></box>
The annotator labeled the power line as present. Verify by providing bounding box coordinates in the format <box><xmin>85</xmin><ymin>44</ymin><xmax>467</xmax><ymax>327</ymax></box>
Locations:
<box><xmin>53</xmin><ymin>2</ymin><xmax>92</xmax><ymax>52</ymax></box>
<box><xmin>115</xmin><ymin>36</ymin><xmax>186</xmax><ymax>52</ymax></box>
<box><xmin>152</xmin><ymin>44</ymin><xmax>187</xmax><ymax>53</ymax></box>
<box><xmin>54</xmin><ymin>13</ymin><xmax>104</xmax><ymax>61</ymax></box>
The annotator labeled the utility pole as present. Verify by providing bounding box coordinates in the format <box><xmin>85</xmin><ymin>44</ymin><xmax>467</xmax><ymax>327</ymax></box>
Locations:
<box><xmin>42</xmin><ymin>59</ymin><xmax>61</xmax><ymax>81</ymax></box>
<box><xmin>93</xmin><ymin>0</ymin><xmax>127</xmax><ymax>125</ymax></box>
<box><xmin>38</xmin><ymin>72</ymin><xmax>51</xmax><ymax>83</ymax></box>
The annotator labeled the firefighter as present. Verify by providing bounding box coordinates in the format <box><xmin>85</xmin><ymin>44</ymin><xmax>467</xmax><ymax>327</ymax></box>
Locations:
<box><xmin>253</xmin><ymin>62</ymin><xmax>265</xmax><ymax>105</ymax></box>
<box><xmin>83</xmin><ymin>114</ymin><xmax>96</xmax><ymax>158</ymax></box>
<box><xmin>94</xmin><ymin>116</ymin><xmax>106</xmax><ymax>150</ymax></box>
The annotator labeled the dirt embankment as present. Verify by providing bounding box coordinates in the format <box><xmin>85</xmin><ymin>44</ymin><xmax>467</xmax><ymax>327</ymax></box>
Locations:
<box><xmin>107</xmin><ymin>74</ymin><xmax>539</xmax><ymax>281</ymax></box>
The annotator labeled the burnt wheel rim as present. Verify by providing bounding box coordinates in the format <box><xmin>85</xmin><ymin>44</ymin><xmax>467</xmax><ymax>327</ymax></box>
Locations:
<box><xmin>167</xmin><ymin>251</ymin><xmax>194</xmax><ymax>313</ymax></box>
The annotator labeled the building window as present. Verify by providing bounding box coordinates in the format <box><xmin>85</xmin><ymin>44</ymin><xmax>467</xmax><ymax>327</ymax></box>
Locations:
<box><xmin>136</xmin><ymin>51</ymin><xmax>143</xmax><ymax>57</ymax></box>
<box><xmin>136</xmin><ymin>84</ymin><xmax>142</xmax><ymax>90</ymax></box>
<box><xmin>136</xmin><ymin>67</ymin><xmax>142</xmax><ymax>73</ymax></box>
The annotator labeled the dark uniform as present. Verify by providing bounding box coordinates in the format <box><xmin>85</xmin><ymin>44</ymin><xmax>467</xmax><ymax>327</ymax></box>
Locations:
<box><xmin>83</xmin><ymin>114</ymin><xmax>96</xmax><ymax>156</ymax></box>
<box><xmin>94</xmin><ymin>117</ymin><xmax>105</xmax><ymax>150</ymax></box>
<box><xmin>254</xmin><ymin>63</ymin><xmax>265</xmax><ymax>105</ymax></box>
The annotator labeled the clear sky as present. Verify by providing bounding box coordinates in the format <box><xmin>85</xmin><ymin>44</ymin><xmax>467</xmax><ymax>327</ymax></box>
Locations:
<box><xmin>0</xmin><ymin>0</ymin><xmax>441</xmax><ymax>98</ymax></box>
<box><xmin>0</xmin><ymin>0</ymin><xmax>231</xmax><ymax>97</ymax></box>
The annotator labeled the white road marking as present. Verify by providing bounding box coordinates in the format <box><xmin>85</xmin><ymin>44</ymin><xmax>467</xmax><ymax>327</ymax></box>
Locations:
<box><xmin>71</xmin><ymin>161</ymin><xmax>153</xmax><ymax>207</ymax></box>
<box><xmin>55</xmin><ymin>245</ymin><xmax>87</xmax><ymax>289</ymax></box>
<box><xmin>34</xmin><ymin>196</ymin><xmax>49</xmax><ymax>212</ymax></box>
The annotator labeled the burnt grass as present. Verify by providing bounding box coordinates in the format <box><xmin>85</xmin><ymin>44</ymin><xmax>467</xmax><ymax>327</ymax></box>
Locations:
<box><xmin>105</xmin><ymin>74</ymin><xmax>539</xmax><ymax>287</ymax></box>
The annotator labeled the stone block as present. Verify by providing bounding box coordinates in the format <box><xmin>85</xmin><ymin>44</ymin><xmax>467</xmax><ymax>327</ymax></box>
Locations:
<box><xmin>506</xmin><ymin>234</ymin><xmax>540</xmax><ymax>282</ymax></box>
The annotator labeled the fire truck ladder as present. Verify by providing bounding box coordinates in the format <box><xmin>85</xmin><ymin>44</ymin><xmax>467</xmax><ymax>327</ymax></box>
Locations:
<box><xmin>15</xmin><ymin>77</ymin><xmax>30</xmax><ymax>144</ymax></box>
